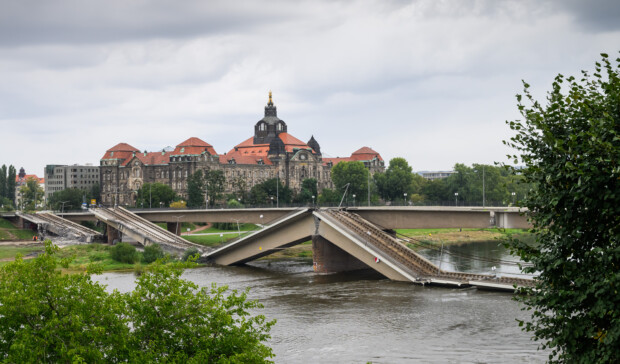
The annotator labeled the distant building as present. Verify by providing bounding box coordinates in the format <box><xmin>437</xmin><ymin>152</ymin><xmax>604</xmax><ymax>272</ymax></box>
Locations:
<box><xmin>15</xmin><ymin>167</ymin><xmax>45</xmax><ymax>208</ymax></box>
<box><xmin>100</xmin><ymin>93</ymin><xmax>385</xmax><ymax>206</ymax></box>
<box><xmin>418</xmin><ymin>170</ymin><xmax>457</xmax><ymax>181</ymax></box>
<box><xmin>44</xmin><ymin>164</ymin><xmax>100</xmax><ymax>201</ymax></box>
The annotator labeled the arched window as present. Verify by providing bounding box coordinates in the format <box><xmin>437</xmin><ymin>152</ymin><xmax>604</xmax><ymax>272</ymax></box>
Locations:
<box><xmin>259</xmin><ymin>123</ymin><xmax>266</xmax><ymax>131</ymax></box>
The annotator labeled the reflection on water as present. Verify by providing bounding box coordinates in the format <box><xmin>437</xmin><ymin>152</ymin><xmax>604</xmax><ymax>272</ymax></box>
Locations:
<box><xmin>417</xmin><ymin>240</ymin><xmax>532</xmax><ymax>278</ymax></box>
<box><xmin>93</xmin><ymin>242</ymin><xmax>545</xmax><ymax>363</ymax></box>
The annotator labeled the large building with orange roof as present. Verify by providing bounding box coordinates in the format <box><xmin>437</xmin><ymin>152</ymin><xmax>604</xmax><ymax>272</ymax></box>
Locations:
<box><xmin>99</xmin><ymin>93</ymin><xmax>384</xmax><ymax>206</ymax></box>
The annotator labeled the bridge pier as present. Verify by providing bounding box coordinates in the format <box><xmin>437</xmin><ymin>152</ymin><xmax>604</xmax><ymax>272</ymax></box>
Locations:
<box><xmin>106</xmin><ymin>224</ymin><xmax>121</xmax><ymax>244</ymax></box>
<box><xmin>312</xmin><ymin>235</ymin><xmax>369</xmax><ymax>273</ymax></box>
<box><xmin>167</xmin><ymin>222</ymin><xmax>181</xmax><ymax>235</ymax></box>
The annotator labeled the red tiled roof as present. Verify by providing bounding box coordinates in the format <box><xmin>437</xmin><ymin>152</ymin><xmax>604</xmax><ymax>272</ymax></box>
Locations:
<box><xmin>322</xmin><ymin>157</ymin><xmax>351</xmax><ymax>166</ymax></box>
<box><xmin>135</xmin><ymin>151</ymin><xmax>172</xmax><ymax>165</ymax></box>
<box><xmin>278</xmin><ymin>132</ymin><xmax>307</xmax><ymax>146</ymax></box>
<box><xmin>350</xmin><ymin>146</ymin><xmax>383</xmax><ymax>161</ymax></box>
<box><xmin>16</xmin><ymin>174</ymin><xmax>45</xmax><ymax>185</ymax></box>
<box><xmin>102</xmin><ymin>143</ymin><xmax>140</xmax><ymax>161</ymax></box>
<box><xmin>107</xmin><ymin>143</ymin><xmax>139</xmax><ymax>152</ymax></box>
<box><xmin>172</xmin><ymin>137</ymin><xmax>217</xmax><ymax>155</ymax></box>
<box><xmin>218</xmin><ymin>150</ymin><xmax>273</xmax><ymax>165</ymax></box>
<box><xmin>177</xmin><ymin>137</ymin><xmax>211</xmax><ymax>147</ymax></box>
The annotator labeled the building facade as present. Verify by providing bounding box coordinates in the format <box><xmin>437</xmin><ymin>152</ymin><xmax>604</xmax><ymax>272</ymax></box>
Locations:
<box><xmin>44</xmin><ymin>164</ymin><xmax>100</xmax><ymax>201</ymax></box>
<box><xmin>418</xmin><ymin>171</ymin><xmax>457</xmax><ymax>181</ymax></box>
<box><xmin>100</xmin><ymin>94</ymin><xmax>384</xmax><ymax>206</ymax></box>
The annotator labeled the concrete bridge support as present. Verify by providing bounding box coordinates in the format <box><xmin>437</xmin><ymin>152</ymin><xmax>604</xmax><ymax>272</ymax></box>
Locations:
<box><xmin>107</xmin><ymin>224</ymin><xmax>121</xmax><ymax>244</ymax></box>
<box><xmin>167</xmin><ymin>222</ymin><xmax>181</xmax><ymax>235</ymax></box>
<box><xmin>312</xmin><ymin>235</ymin><xmax>368</xmax><ymax>273</ymax></box>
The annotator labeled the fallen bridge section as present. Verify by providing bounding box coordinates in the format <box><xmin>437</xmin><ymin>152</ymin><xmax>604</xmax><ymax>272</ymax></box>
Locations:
<box><xmin>317</xmin><ymin>210</ymin><xmax>534</xmax><ymax>291</ymax></box>
<box><xmin>18</xmin><ymin>212</ymin><xmax>102</xmax><ymax>243</ymax></box>
<box><xmin>203</xmin><ymin>208</ymin><xmax>314</xmax><ymax>265</ymax></box>
<box><xmin>91</xmin><ymin>206</ymin><xmax>205</xmax><ymax>255</ymax></box>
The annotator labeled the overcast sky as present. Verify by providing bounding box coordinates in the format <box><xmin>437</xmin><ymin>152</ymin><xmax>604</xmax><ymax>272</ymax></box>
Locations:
<box><xmin>1</xmin><ymin>0</ymin><xmax>619</xmax><ymax>177</ymax></box>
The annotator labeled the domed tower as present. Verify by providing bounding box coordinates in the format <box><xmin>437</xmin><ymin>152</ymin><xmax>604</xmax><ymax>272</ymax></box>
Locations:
<box><xmin>254</xmin><ymin>91</ymin><xmax>287</xmax><ymax>144</ymax></box>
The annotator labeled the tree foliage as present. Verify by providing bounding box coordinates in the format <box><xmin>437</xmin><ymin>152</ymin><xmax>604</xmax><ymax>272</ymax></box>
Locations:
<box><xmin>330</xmin><ymin>161</ymin><xmax>368</xmax><ymax>203</ymax></box>
<box><xmin>137</xmin><ymin>182</ymin><xmax>177</xmax><ymax>208</ymax></box>
<box><xmin>110</xmin><ymin>242</ymin><xmax>138</xmax><ymax>264</ymax></box>
<box><xmin>248</xmin><ymin>178</ymin><xmax>292</xmax><ymax>206</ymax></box>
<box><xmin>505</xmin><ymin>53</ymin><xmax>619</xmax><ymax>362</ymax></box>
<box><xmin>18</xmin><ymin>177</ymin><xmax>44</xmax><ymax>210</ymax></box>
<box><xmin>374</xmin><ymin>157</ymin><xmax>413</xmax><ymax>202</ymax></box>
<box><xmin>0</xmin><ymin>241</ymin><xmax>275</xmax><ymax>363</ymax></box>
<box><xmin>187</xmin><ymin>170</ymin><xmax>205</xmax><ymax>208</ymax></box>
<box><xmin>48</xmin><ymin>187</ymin><xmax>100</xmax><ymax>211</ymax></box>
<box><xmin>205</xmin><ymin>170</ymin><xmax>226</xmax><ymax>207</ymax></box>
<box><xmin>294</xmin><ymin>178</ymin><xmax>317</xmax><ymax>203</ymax></box>
<box><xmin>142</xmin><ymin>244</ymin><xmax>165</xmax><ymax>264</ymax></box>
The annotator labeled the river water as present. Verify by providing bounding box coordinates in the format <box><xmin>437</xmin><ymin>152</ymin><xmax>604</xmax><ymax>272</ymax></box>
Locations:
<box><xmin>93</xmin><ymin>241</ymin><xmax>547</xmax><ymax>363</ymax></box>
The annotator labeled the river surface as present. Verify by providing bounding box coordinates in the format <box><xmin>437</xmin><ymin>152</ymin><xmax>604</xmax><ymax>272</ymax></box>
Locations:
<box><xmin>94</xmin><ymin>241</ymin><xmax>546</xmax><ymax>363</ymax></box>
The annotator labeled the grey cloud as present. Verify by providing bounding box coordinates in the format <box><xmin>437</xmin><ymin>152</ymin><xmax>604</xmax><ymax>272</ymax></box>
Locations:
<box><xmin>554</xmin><ymin>0</ymin><xmax>620</xmax><ymax>32</ymax></box>
<box><xmin>0</xmin><ymin>0</ymin><xmax>300</xmax><ymax>47</ymax></box>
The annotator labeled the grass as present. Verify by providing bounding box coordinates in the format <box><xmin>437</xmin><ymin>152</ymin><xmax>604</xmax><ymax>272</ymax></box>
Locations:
<box><xmin>192</xmin><ymin>223</ymin><xmax>259</xmax><ymax>234</ymax></box>
<box><xmin>0</xmin><ymin>218</ymin><xmax>15</xmax><ymax>229</ymax></box>
<box><xmin>0</xmin><ymin>246</ymin><xmax>45</xmax><ymax>260</ymax></box>
<box><xmin>183</xmin><ymin>232</ymin><xmax>250</xmax><ymax>247</ymax></box>
<box><xmin>396</xmin><ymin>227</ymin><xmax>532</xmax><ymax>249</ymax></box>
<box><xmin>0</xmin><ymin>218</ymin><xmax>36</xmax><ymax>241</ymax></box>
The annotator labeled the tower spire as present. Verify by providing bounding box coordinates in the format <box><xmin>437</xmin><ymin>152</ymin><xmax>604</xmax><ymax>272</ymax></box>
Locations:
<box><xmin>268</xmin><ymin>90</ymin><xmax>273</xmax><ymax>106</ymax></box>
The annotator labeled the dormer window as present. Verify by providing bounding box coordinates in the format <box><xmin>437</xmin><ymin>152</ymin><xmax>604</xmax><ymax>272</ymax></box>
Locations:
<box><xmin>180</xmin><ymin>147</ymin><xmax>185</xmax><ymax>153</ymax></box>
<box><xmin>259</xmin><ymin>123</ymin><xmax>266</xmax><ymax>131</ymax></box>
<box><xmin>229</xmin><ymin>158</ymin><xmax>236</xmax><ymax>165</ymax></box>
<box><xmin>257</xmin><ymin>159</ymin><xmax>264</xmax><ymax>165</ymax></box>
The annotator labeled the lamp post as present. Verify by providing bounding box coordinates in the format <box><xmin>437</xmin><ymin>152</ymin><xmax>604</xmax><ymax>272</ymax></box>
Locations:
<box><xmin>454</xmin><ymin>192</ymin><xmax>458</xmax><ymax>207</ymax></box>
<box><xmin>270</xmin><ymin>196</ymin><xmax>274</xmax><ymax>207</ymax></box>
<box><xmin>174</xmin><ymin>215</ymin><xmax>184</xmax><ymax>236</ymax></box>
<box><xmin>60</xmin><ymin>201</ymin><xmax>69</xmax><ymax>218</ymax></box>
<box><xmin>511</xmin><ymin>192</ymin><xmax>516</xmax><ymax>206</ymax></box>
<box><xmin>404</xmin><ymin>192</ymin><xmax>407</xmax><ymax>206</ymax></box>
<box><xmin>312</xmin><ymin>195</ymin><xmax>315</xmax><ymax>207</ymax></box>
<box><xmin>149</xmin><ymin>183</ymin><xmax>152</xmax><ymax>209</ymax></box>
<box><xmin>352</xmin><ymin>194</ymin><xmax>356</xmax><ymax>207</ymax></box>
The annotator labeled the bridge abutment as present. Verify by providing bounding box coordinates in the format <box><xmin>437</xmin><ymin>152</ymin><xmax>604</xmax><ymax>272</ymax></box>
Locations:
<box><xmin>312</xmin><ymin>235</ymin><xmax>369</xmax><ymax>273</ymax></box>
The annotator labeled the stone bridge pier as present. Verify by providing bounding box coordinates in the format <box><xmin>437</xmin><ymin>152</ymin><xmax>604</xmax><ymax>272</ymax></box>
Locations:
<box><xmin>312</xmin><ymin>235</ymin><xmax>368</xmax><ymax>273</ymax></box>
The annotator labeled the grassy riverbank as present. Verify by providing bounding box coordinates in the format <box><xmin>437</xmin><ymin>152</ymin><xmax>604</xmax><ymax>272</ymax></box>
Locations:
<box><xmin>0</xmin><ymin>218</ymin><xmax>36</xmax><ymax>241</ymax></box>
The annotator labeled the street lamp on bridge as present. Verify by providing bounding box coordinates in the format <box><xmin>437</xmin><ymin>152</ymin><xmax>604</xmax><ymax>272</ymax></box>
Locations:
<box><xmin>454</xmin><ymin>192</ymin><xmax>458</xmax><ymax>207</ymax></box>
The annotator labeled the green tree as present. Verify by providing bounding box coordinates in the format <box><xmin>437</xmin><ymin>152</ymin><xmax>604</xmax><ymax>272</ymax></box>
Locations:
<box><xmin>126</xmin><ymin>259</ymin><xmax>275</xmax><ymax>362</ymax></box>
<box><xmin>0</xmin><ymin>164</ymin><xmax>6</xmax><ymax>199</ymax></box>
<box><xmin>330</xmin><ymin>161</ymin><xmax>368</xmax><ymax>204</ymax></box>
<box><xmin>142</xmin><ymin>244</ymin><xmax>165</xmax><ymax>264</ymax></box>
<box><xmin>0</xmin><ymin>243</ymin><xmax>129</xmax><ymax>362</ymax></box>
<box><xmin>187</xmin><ymin>170</ymin><xmax>205</xmax><ymax>208</ymax></box>
<box><xmin>0</xmin><ymin>241</ymin><xmax>275</xmax><ymax>363</ymax></box>
<box><xmin>205</xmin><ymin>170</ymin><xmax>225</xmax><ymax>207</ymax></box>
<box><xmin>248</xmin><ymin>178</ymin><xmax>292</xmax><ymax>206</ymax></box>
<box><xmin>6</xmin><ymin>166</ymin><xmax>16</xmax><ymax>203</ymax></box>
<box><xmin>19</xmin><ymin>177</ymin><xmax>44</xmax><ymax>210</ymax></box>
<box><xmin>374</xmin><ymin>157</ymin><xmax>413</xmax><ymax>203</ymax></box>
<box><xmin>48</xmin><ymin>188</ymin><xmax>87</xmax><ymax>212</ymax></box>
<box><xmin>294</xmin><ymin>178</ymin><xmax>318</xmax><ymax>203</ymax></box>
<box><xmin>111</xmin><ymin>242</ymin><xmax>138</xmax><ymax>264</ymax></box>
<box><xmin>505</xmin><ymin>53</ymin><xmax>619</xmax><ymax>362</ymax></box>
<box><xmin>137</xmin><ymin>182</ymin><xmax>177</xmax><ymax>208</ymax></box>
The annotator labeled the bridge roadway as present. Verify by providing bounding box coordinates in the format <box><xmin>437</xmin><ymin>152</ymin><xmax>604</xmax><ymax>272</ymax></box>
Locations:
<box><xmin>57</xmin><ymin>206</ymin><xmax>530</xmax><ymax>229</ymax></box>
<box><xmin>17</xmin><ymin>212</ymin><xmax>102</xmax><ymax>243</ymax></box>
<box><xmin>90</xmin><ymin>206</ymin><xmax>206</xmax><ymax>255</ymax></box>
<box><xmin>203</xmin><ymin>208</ymin><xmax>534</xmax><ymax>291</ymax></box>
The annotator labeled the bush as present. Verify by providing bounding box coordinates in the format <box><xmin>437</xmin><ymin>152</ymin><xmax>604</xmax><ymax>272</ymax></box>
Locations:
<box><xmin>182</xmin><ymin>247</ymin><xmax>200</xmax><ymax>262</ymax></box>
<box><xmin>142</xmin><ymin>244</ymin><xmax>165</xmax><ymax>264</ymax></box>
<box><xmin>110</xmin><ymin>242</ymin><xmax>138</xmax><ymax>264</ymax></box>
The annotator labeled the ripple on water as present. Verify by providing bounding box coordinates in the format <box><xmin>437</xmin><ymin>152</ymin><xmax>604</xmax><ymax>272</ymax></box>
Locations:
<box><xmin>93</xmin><ymin>259</ymin><xmax>546</xmax><ymax>364</ymax></box>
